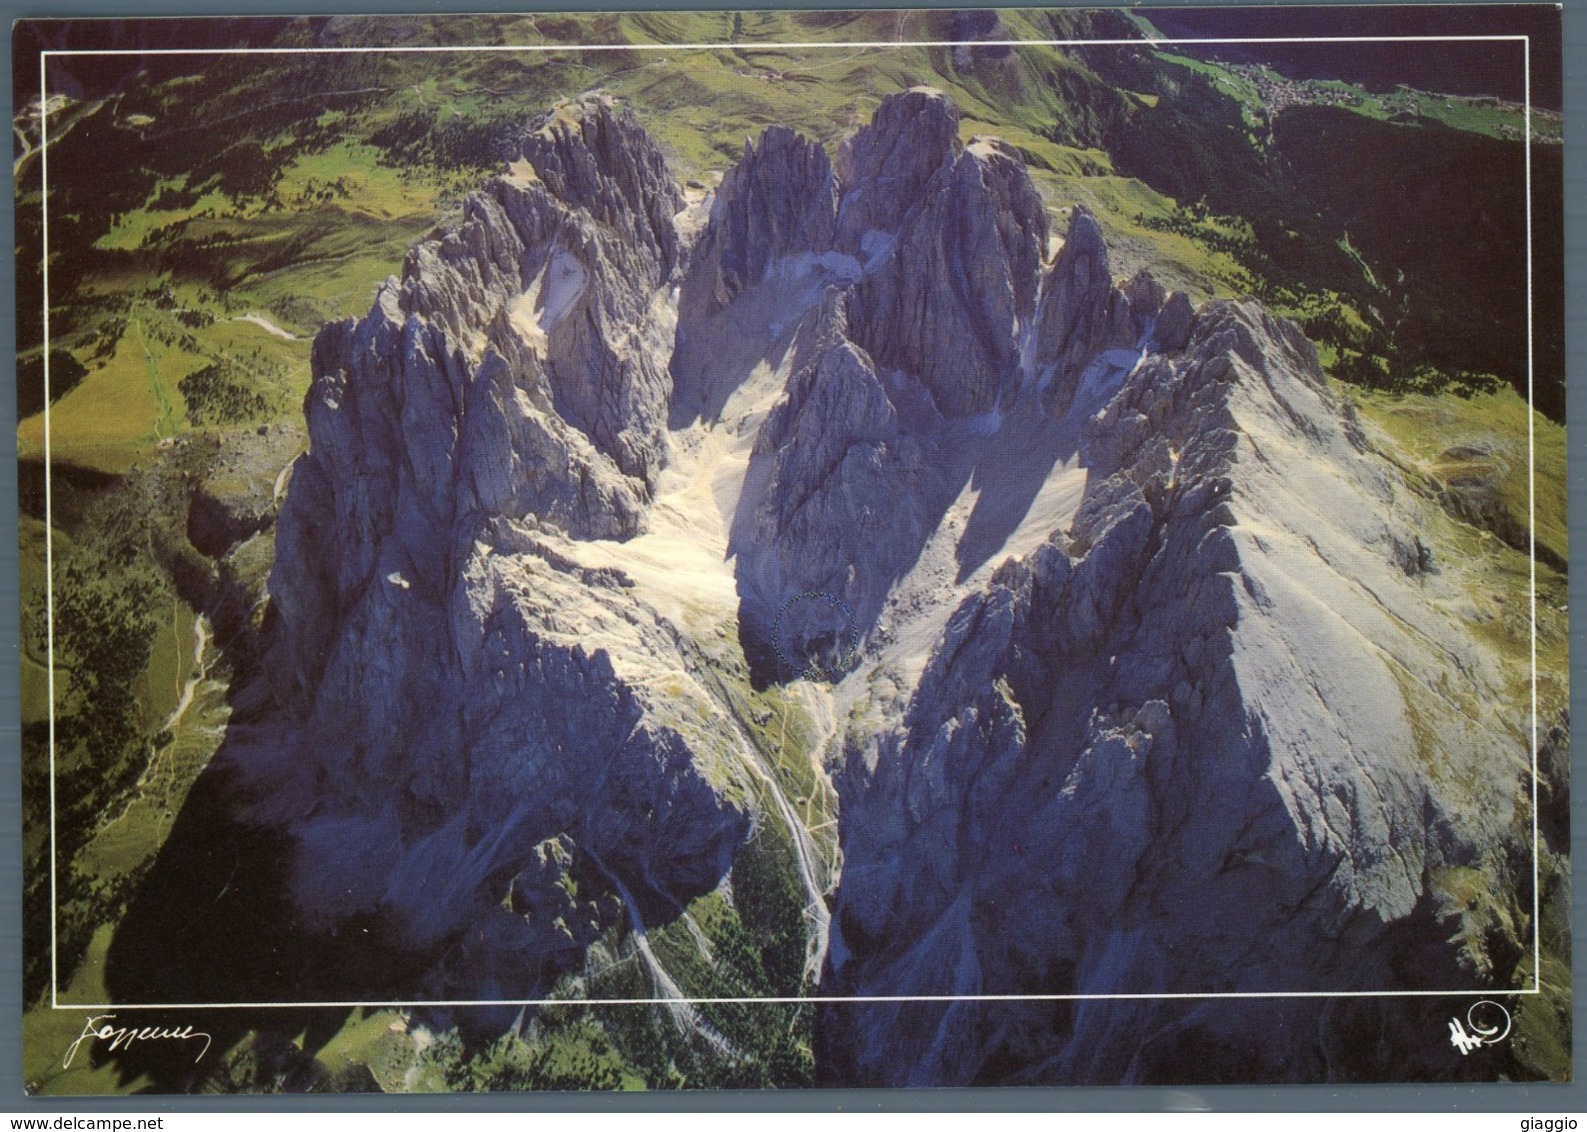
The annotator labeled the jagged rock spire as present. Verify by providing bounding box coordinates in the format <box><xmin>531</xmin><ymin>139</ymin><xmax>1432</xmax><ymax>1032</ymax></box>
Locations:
<box><xmin>681</xmin><ymin>124</ymin><xmax>838</xmax><ymax>318</ymax></box>
<box><xmin>1034</xmin><ymin>205</ymin><xmax>1116</xmax><ymax>412</ymax></box>
<box><xmin>834</xmin><ymin>86</ymin><xmax>963</xmax><ymax>243</ymax></box>
<box><xmin>843</xmin><ymin>96</ymin><xmax>1048</xmax><ymax>417</ymax></box>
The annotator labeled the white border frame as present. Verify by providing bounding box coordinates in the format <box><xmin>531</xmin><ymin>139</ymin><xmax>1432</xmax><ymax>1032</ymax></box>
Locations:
<box><xmin>33</xmin><ymin>24</ymin><xmax>1543</xmax><ymax>1012</ymax></box>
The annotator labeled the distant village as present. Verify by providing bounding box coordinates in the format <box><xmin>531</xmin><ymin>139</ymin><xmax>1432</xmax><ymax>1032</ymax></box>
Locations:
<box><xmin>1217</xmin><ymin>62</ymin><xmax>1562</xmax><ymax>144</ymax></box>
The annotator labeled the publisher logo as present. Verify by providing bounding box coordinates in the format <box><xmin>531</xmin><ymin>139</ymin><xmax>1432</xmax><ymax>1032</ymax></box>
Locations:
<box><xmin>1448</xmin><ymin>1000</ymin><xmax>1511</xmax><ymax>1056</ymax></box>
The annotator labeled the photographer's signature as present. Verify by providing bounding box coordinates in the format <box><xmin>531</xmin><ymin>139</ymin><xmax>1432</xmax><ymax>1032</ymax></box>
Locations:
<box><xmin>1448</xmin><ymin>1000</ymin><xmax>1511</xmax><ymax>1056</ymax></box>
<box><xmin>63</xmin><ymin>1014</ymin><xmax>213</xmax><ymax>1069</ymax></box>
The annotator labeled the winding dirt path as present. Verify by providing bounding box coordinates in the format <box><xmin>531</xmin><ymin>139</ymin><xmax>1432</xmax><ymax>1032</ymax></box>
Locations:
<box><xmin>233</xmin><ymin>313</ymin><xmax>301</xmax><ymax>341</ymax></box>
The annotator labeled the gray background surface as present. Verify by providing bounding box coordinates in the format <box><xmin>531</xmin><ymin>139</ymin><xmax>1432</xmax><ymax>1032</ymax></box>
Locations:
<box><xmin>0</xmin><ymin>0</ymin><xmax>1581</xmax><ymax>1112</ymax></box>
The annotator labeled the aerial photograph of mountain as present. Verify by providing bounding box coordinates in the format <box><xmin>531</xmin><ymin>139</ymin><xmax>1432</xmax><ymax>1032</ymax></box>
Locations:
<box><xmin>13</xmin><ymin>4</ymin><xmax>1567</xmax><ymax>1094</ymax></box>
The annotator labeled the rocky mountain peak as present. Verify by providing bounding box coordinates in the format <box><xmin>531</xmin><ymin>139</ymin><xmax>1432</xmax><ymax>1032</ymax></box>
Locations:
<box><xmin>214</xmin><ymin>80</ymin><xmax>1541</xmax><ymax>1086</ymax></box>
<box><xmin>1033</xmin><ymin>205</ymin><xmax>1115</xmax><ymax>405</ymax></box>
<box><xmin>1033</xmin><ymin>207</ymin><xmax>1197</xmax><ymax>415</ymax></box>
<box><xmin>844</xmin><ymin>122</ymin><xmax>1047</xmax><ymax>418</ymax></box>
<box><xmin>680</xmin><ymin>123</ymin><xmax>838</xmax><ymax>319</ymax></box>
<box><xmin>821</xmin><ymin>294</ymin><xmax>1526</xmax><ymax>1084</ymax></box>
<box><xmin>835</xmin><ymin>86</ymin><xmax>962</xmax><ymax>244</ymax></box>
<box><xmin>517</xmin><ymin>92</ymin><xmax>683</xmax><ymax>278</ymax></box>
<box><xmin>961</xmin><ymin>136</ymin><xmax>1048</xmax><ymax>317</ymax></box>
<box><xmin>250</xmin><ymin>98</ymin><xmax>755</xmax><ymax>1003</ymax></box>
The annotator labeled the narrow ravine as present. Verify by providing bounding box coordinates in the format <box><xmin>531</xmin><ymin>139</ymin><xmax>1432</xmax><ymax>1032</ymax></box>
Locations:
<box><xmin>136</xmin><ymin>612</ymin><xmax>211</xmax><ymax>803</ymax></box>
<box><xmin>584</xmin><ymin>847</ymin><xmax>744</xmax><ymax>1062</ymax></box>
<box><xmin>99</xmin><ymin>611</ymin><xmax>212</xmax><ymax>840</ymax></box>
<box><xmin>159</xmin><ymin>612</ymin><xmax>210</xmax><ymax>737</ymax></box>
<box><xmin>560</xmin><ymin>277</ymin><xmax>842</xmax><ymax>988</ymax></box>
<box><xmin>687</xmin><ymin>654</ymin><xmax>834</xmax><ymax>984</ymax></box>
<box><xmin>132</xmin><ymin>318</ymin><xmax>179</xmax><ymax>443</ymax></box>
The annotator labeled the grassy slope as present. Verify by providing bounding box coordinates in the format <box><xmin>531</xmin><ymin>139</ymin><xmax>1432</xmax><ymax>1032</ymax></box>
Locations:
<box><xmin>17</xmin><ymin>325</ymin><xmax>203</xmax><ymax>474</ymax></box>
<box><xmin>1347</xmin><ymin>380</ymin><xmax>1569</xmax><ymax>1083</ymax></box>
<box><xmin>1351</xmin><ymin>386</ymin><xmax>1567</xmax><ymax>570</ymax></box>
<box><xmin>1349</xmin><ymin>383</ymin><xmax>1568</xmax><ymax>718</ymax></box>
<box><xmin>23</xmin><ymin>927</ymin><xmax>151</xmax><ymax>1096</ymax></box>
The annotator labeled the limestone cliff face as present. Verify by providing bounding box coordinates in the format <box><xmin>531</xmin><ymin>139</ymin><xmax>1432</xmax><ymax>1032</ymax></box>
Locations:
<box><xmin>817</xmin><ymin>302</ymin><xmax>1531</xmax><ymax>1085</ymax></box>
<box><xmin>1033</xmin><ymin>205</ymin><xmax>1116</xmax><ymax>407</ymax></box>
<box><xmin>847</xmin><ymin>135</ymin><xmax>1047</xmax><ymax>417</ymax></box>
<box><xmin>729</xmin><ymin>294</ymin><xmax>931</xmax><ymax>664</ymax></box>
<box><xmin>1034</xmin><ymin>207</ymin><xmax>1194</xmax><ymax>415</ymax></box>
<box><xmin>271</xmin><ymin>94</ymin><xmax>681</xmax><ymax>713</ymax></box>
<box><xmin>833</xmin><ymin>88</ymin><xmax>1052</xmax><ymax>419</ymax></box>
<box><xmin>262</xmin><ymin>95</ymin><xmax>745</xmax><ymax>1000</ymax></box>
<box><xmin>834</xmin><ymin>86</ymin><xmax>962</xmax><ymax>245</ymax></box>
<box><xmin>515</xmin><ymin>96</ymin><xmax>683</xmax><ymax>281</ymax></box>
<box><xmin>715</xmin><ymin>90</ymin><xmax>1192</xmax><ymax>661</ymax></box>
<box><xmin>681</xmin><ymin>125</ymin><xmax>838</xmax><ymax>319</ymax></box>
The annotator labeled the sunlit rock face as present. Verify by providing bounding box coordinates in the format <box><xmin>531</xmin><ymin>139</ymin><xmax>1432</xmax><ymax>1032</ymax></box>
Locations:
<box><xmin>817</xmin><ymin>301</ymin><xmax>1528</xmax><ymax>1086</ymax></box>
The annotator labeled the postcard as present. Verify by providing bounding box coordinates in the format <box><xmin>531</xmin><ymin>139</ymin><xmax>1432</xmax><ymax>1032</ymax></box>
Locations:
<box><xmin>14</xmin><ymin>5</ymin><xmax>1567</xmax><ymax>1094</ymax></box>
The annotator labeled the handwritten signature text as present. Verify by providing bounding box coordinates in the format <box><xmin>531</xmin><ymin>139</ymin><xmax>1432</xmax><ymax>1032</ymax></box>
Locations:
<box><xmin>63</xmin><ymin>1014</ymin><xmax>213</xmax><ymax>1070</ymax></box>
